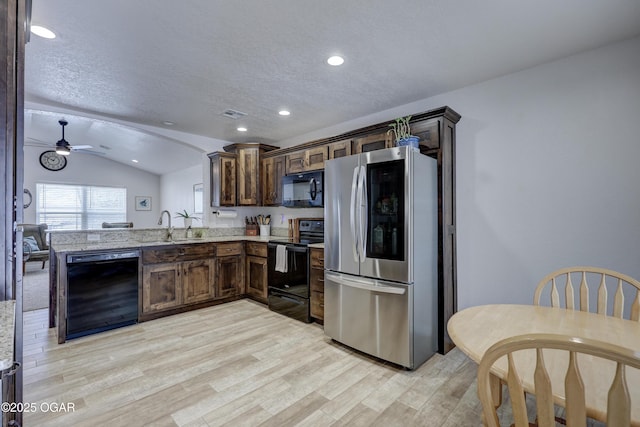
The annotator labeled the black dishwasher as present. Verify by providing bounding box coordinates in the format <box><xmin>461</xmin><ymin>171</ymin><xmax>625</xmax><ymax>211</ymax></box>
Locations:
<box><xmin>66</xmin><ymin>250</ymin><xmax>140</xmax><ymax>340</ymax></box>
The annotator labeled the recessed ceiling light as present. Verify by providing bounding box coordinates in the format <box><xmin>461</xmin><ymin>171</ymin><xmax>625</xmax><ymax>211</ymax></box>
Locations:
<box><xmin>162</xmin><ymin>121</ymin><xmax>174</xmax><ymax>126</ymax></box>
<box><xmin>327</xmin><ymin>55</ymin><xmax>344</xmax><ymax>66</ymax></box>
<box><xmin>237</xmin><ymin>127</ymin><xmax>247</xmax><ymax>132</ymax></box>
<box><xmin>279</xmin><ymin>110</ymin><xmax>291</xmax><ymax>116</ymax></box>
<box><xmin>132</xmin><ymin>159</ymin><xmax>139</xmax><ymax>163</ymax></box>
<box><xmin>30</xmin><ymin>25</ymin><xmax>56</xmax><ymax>39</ymax></box>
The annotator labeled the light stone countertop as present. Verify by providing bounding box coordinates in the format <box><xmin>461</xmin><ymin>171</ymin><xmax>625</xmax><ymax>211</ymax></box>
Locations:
<box><xmin>51</xmin><ymin>235</ymin><xmax>279</xmax><ymax>254</ymax></box>
<box><xmin>0</xmin><ymin>300</ymin><xmax>16</xmax><ymax>371</ymax></box>
<box><xmin>308</xmin><ymin>242</ymin><xmax>324</xmax><ymax>249</ymax></box>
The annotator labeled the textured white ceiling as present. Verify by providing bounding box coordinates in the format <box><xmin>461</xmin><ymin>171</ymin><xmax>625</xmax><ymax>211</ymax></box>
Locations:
<box><xmin>25</xmin><ymin>0</ymin><xmax>640</xmax><ymax>174</ymax></box>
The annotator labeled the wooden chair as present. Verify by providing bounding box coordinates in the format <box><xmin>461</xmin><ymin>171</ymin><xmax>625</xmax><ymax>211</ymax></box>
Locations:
<box><xmin>534</xmin><ymin>266</ymin><xmax>640</xmax><ymax>321</ymax></box>
<box><xmin>478</xmin><ymin>333</ymin><xmax>640</xmax><ymax>427</ymax></box>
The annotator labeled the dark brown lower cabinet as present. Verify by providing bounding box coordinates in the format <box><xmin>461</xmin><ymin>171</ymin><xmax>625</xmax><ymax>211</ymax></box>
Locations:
<box><xmin>182</xmin><ymin>259</ymin><xmax>216</xmax><ymax>304</ymax></box>
<box><xmin>310</xmin><ymin>247</ymin><xmax>325</xmax><ymax>321</ymax></box>
<box><xmin>216</xmin><ymin>255</ymin><xmax>244</xmax><ymax>298</ymax></box>
<box><xmin>142</xmin><ymin>263</ymin><xmax>182</xmax><ymax>313</ymax></box>
<box><xmin>246</xmin><ymin>255</ymin><xmax>268</xmax><ymax>302</ymax></box>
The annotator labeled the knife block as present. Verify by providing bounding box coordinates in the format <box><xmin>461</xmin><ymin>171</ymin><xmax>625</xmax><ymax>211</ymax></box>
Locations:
<box><xmin>245</xmin><ymin>224</ymin><xmax>259</xmax><ymax>236</ymax></box>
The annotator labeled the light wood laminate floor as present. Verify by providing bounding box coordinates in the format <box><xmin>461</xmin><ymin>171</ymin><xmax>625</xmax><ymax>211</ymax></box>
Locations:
<box><xmin>23</xmin><ymin>299</ymin><xmax>486</xmax><ymax>426</ymax></box>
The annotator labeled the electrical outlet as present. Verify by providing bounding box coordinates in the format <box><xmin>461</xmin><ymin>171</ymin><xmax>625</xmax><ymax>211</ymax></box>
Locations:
<box><xmin>87</xmin><ymin>234</ymin><xmax>101</xmax><ymax>242</ymax></box>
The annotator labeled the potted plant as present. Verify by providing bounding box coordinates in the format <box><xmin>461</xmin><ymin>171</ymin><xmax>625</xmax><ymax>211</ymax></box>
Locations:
<box><xmin>175</xmin><ymin>210</ymin><xmax>200</xmax><ymax>228</ymax></box>
<box><xmin>387</xmin><ymin>115</ymin><xmax>419</xmax><ymax>149</ymax></box>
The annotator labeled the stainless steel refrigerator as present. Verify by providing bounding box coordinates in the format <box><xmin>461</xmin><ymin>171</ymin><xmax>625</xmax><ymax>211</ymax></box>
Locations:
<box><xmin>324</xmin><ymin>146</ymin><xmax>438</xmax><ymax>369</ymax></box>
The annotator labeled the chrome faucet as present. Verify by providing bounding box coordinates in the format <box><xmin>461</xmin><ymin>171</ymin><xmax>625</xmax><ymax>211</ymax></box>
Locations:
<box><xmin>158</xmin><ymin>210</ymin><xmax>174</xmax><ymax>241</ymax></box>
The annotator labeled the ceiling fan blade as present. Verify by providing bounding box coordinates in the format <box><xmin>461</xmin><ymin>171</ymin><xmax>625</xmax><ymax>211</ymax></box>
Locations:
<box><xmin>26</xmin><ymin>136</ymin><xmax>52</xmax><ymax>146</ymax></box>
<box><xmin>70</xmin><ymin>145</ymin><xmax>93</xmax><ymax>150</ymax></box>
<box><xmin>73</xmin><ymin>148</ymin><xmax>106</xmax><ymax>156</ymax></box>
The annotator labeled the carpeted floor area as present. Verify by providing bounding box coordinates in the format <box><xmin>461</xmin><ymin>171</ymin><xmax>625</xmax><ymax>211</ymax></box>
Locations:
<box><xmin>22</xmin><ymin>260</ymin><xmax>49</xmax><ymax>311</ymax></box>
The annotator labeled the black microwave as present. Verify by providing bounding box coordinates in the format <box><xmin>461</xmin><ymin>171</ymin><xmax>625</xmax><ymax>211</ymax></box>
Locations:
<box><xmin>282</xmin><ymin>171</ymin><xmax>323</xmax><ymax>208</ymax></box>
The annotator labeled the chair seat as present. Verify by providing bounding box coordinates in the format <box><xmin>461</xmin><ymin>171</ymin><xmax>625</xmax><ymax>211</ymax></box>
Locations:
<box><xmin>28</xmin><ymin>250</ymin><xmax>49</xmax><ymax>261</ymax></box>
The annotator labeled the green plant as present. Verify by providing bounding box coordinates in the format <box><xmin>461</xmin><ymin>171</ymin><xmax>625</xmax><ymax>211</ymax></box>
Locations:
<box><xmin>387</xmin><ymin>115</ymin><xmax>413</xmax><ymax>143</ymax></box>
<box><xmin>175</xmin><ymin>210</ymin><xmax>200</xmax><ymax>220</ymax></box>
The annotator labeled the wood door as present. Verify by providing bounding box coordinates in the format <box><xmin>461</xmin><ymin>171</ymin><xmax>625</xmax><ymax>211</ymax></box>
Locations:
<box><xmin>142</xmin><ymin>263</ymin><xmax>182</xmax><ymax>313</ymax></box>
<box><xmin>286</xmin><ymin>151</ymin><xmax>306</xmax><ymax>174</ymax></box>
<box><xmin>245</xmin><ymin>255</ymin><xmax>268</xmax><ymax>302</ymax></box>
<box><xmin>309</xmin><ymin>248</ymin><xmax>325</xmax><ymax>320</ymax></box>
<box><xmin>305</xmin><ymin>146</ymin><xmax>328</xmax><ymax>171</ymax></box>
<box><xmin>216</xmin><ymin>255</ymin><xmax>244</xmax><ymax>298</ymax></box>
<box><xmin>412</xmin><ymin>118</ymin><xmax>441</xmax><ymax>152</ymax></box>
<box><xmin>209</xmin><ymin>152</ymin><xmax>237</xmax><ymax>207</ymax></box>
<box><xmin>219</xmin><ymin>155</ymin><xmax>237</xmax><ymax>205</ymax></box>
<box><xmin>237</xmin><ymin>147</ymin><xmax>259</xmax><ymax>205</ymax></box>
<box><xmin>182</xmin><ymin>259</ymin><xmax>215</xmax><ymax>304</ymax></box>
<box><xmin>271</xmin><ymin>156</ymin><xmax>286</xmax><ymax>205</ymax></box>
<box><xmin>261</xmin><ymin>157</ymin><xmax>275</xmax><ymax>205</ymax></box>
<box><xmin>353</xmin><ymin>131</ymin><xmax>392</xmax><ymax>154</ymax></box>
<box><xmin>328</xmin><ymin>139</ymin><xmax>352</xmax><ymax>159</ymax></box>
<box><xmin>262</xmin><ymin>155</ymin><xmax>286</xmax><ymax>205</ymax></box>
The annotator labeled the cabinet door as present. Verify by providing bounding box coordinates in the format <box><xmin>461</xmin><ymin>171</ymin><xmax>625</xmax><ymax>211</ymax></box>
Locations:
<box><xmin>261</xmin><ymin>157</ymin><xmax>275</xmax><ymax>205</ymax></box>
<box><xmin>309</xmin><ymin>248</ymin><xmax>325</xmax><ymax>320</ymax></box>
<box><xmin>209</xmin><ymin>152</ymin><xmax>237</xmax><ymax>207</ymax></box>
<box><xmin>237</xmin><ymin>147</ymin><xmax>259</xmax><ymax>205</ymax></box>
<box><xmin>262</xmin><ymin>157</ymin><xmax>285</xmax><ymax>206</ymax></box>
<box><xmin>411</xmin><ymin>118</ymin><xmax>440</xmax><ymax>152</ymax></box>
<box><xmin>305</xmin><ymin>146</ymin><xmax>328</xmax><ymax>171</ymax></box>
<box><xmin>353</xmin><ymin>131</ymin><xmax>392</xmax><ymax>154</ymax></box>
<box><xmin>216</xmin><ymin>255</ymin><xmax>244</xmax><ymax>298</ymax></box>
<box><xmin>182</xmin><ymin>259</ymin><xmax>215</xmax><ymax>304</ymax></box>
<box><xmin>219</xmin><ymin>155</ymin><xmax>237</xmax><ymax>205</ymax></box>
<box><xmin>142</xmin><ymin>263</ymin><xmax>182</xmax><ymax>313</ymax></box>
<box><xmin>286</xmin><ymin>151</ymin><xmax>306</xmax><ymax>174</ymax></box>
<box><xmin>246</xmin><ymin>255</ymin><xmax>268</xmax><ymax>302</ymax></box>
<box><xmin>328</xmin><ymin>139</ymin><xmax>352</xmax><ymax>159</ymax></box>
<box><xmin>271</xmin><ymin>156</ymin><xmax>285</xmax><ymax>205</ymax></box>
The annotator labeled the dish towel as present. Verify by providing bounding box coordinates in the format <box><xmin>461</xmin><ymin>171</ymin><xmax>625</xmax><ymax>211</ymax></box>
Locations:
<box><xmin>275</xmin><ymin>245</ymin><xmax>288</xmax><ymax>273</ymax></box>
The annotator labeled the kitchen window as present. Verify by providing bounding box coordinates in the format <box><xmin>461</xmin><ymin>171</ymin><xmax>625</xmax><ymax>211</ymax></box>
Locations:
<box><xmin>36</xmin><ymin>183</ymin><xmax>127</xmax><ymax>230</ymax></box>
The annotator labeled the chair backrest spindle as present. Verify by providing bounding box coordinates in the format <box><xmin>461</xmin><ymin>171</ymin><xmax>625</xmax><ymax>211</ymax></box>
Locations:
<box><xmin>534</xmin><ymin>267</ymin><xmax>640</xmax><ymax>321</ymax></box>
<box><xmin>477</xmin><ymin>334</ymin><xmax>640</xmax><ymax>427</ymax></box>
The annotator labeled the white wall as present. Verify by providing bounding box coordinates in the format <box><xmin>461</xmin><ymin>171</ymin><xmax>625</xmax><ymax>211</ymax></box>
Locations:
<box><xmin>160</xmin><ymin>164</ymin><xmax>205</xmax><ymax>228</ymax></box>
<box><xmin>280</xmin><ymin>36</ymin><xmax>640</xmax><ymax>309</ymax></box>
<box><xmin>23</xmin><ymin>145</ymin><xmax>161</xmax><ymax>228</ymax></box>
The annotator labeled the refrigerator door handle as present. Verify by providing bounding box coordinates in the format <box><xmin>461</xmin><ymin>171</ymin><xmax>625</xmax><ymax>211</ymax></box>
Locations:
<box><xmin>349</xmin><ymin>166</ymin><xmax>360</xmax><ymax>263</ymax></box>
<box><xmin>329</xmin><ymin>274</ymin><xmax>406</xmax><ymax>295</ymax></box>
<box><xmin>357</xmin><ymin>165</ymin><xmax>367</xmax><ymax>262</ymax></box>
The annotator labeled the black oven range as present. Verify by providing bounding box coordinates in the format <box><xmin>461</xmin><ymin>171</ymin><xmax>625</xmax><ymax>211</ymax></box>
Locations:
<box><xmin>267</xmin><ymin>220</ymin><xmax>324</xmax><ymax>323</ymax></box>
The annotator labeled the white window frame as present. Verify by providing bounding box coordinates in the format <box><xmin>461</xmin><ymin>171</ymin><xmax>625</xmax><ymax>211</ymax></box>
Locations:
<box><xmin>35</xmin><ymin>183</ymin><xmax>127</xmax><ymax>230</ymax></box>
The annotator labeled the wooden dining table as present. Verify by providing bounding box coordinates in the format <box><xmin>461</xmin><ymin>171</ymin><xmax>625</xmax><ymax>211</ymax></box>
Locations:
<box><xmin>447</xmin><ymin>304</ymin><xmax>640</xmax><ymax>425</ymax></box>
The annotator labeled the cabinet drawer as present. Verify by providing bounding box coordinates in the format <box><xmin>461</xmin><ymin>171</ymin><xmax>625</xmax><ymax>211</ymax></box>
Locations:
<box><xmin>310</xmin><ymin>267</ymin><xmax>324</xmax><ymax>292</ymax></box>
<box><xmin>310</xmin><ymin>248</ymin><xmax>324</xmax><ymax>268</ymax></box>
<box><xmin>310</xmin><ymin>290</ymin><xmax>324</xmax><ymax>319</ymax></box>
<box><xmin>216</xmin><ymin>242</ymin><xmax>243</xmax><ymax>256</ymax></box>
<box><xmin>246</xmin><ymin>242</ymin><xmax>267</xmax><ymax>257</ymax></box>
<box><xmin>143</xmin><ymin>243</ymin><xmax>214</xmax><ymax>264</ymax></box>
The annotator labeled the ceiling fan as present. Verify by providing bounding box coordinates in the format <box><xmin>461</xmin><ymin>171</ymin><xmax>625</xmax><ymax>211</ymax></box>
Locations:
<box><xmin>26</xmin><ymin>119</ymin><xmax>104</xmax><ymax>156</ymax></box>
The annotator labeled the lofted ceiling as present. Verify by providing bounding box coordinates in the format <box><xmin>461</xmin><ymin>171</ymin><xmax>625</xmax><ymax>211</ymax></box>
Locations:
<box><xmin>25</xmin><ymin>0</ymin><xmax>640</xmax><ymax>175</ymax></box>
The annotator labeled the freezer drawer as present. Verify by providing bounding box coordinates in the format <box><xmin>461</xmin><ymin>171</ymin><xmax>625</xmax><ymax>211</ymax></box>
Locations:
<box><xmin>324</xmin><ymin>271</ymin><xmax>413</xmax><ymax>368</ymax></box>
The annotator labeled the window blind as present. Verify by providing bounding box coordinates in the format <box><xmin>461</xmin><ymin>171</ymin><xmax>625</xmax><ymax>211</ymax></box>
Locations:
<box><xmin>36</xmin><ymin>183</ymin><xmax>127</xmax><ymax>230</ymax></box>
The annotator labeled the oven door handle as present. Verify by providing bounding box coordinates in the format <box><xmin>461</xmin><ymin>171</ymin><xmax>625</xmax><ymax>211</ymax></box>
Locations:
<box><xmin>285</xmin><ymin>245</ymin><xmax>308</xmax><ymax>253</ymax></box>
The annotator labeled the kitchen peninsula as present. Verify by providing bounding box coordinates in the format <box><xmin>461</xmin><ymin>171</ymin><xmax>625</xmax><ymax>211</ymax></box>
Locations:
<box><xmin>49</xmin><ymin>227</ymin><xmax>286</xmax><ymax>344</ymax></box>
